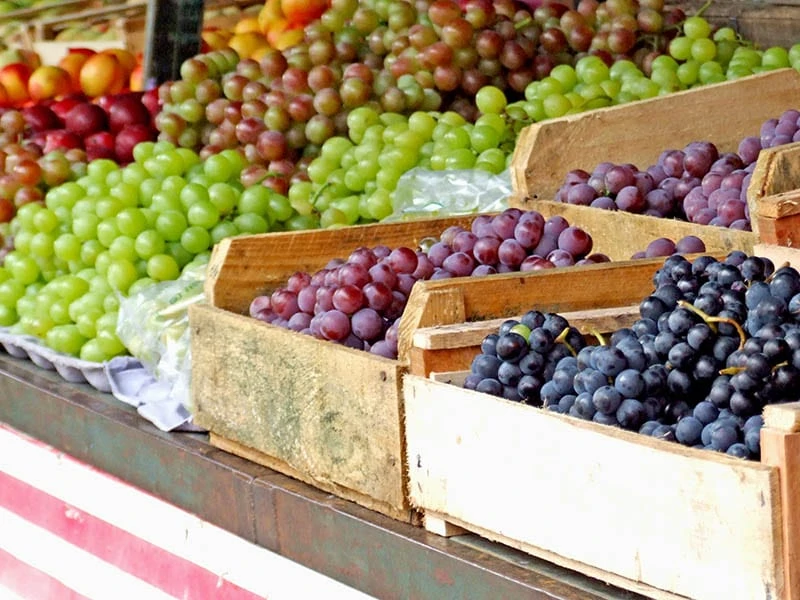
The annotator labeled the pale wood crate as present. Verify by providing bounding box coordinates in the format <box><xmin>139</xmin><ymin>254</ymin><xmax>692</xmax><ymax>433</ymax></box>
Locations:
<box><xmin>405</xmin><ymin>373</ymin><xmax>800</xmax><ymax>599</ymax></box>
<box><xmin>190</xmin><ymin>216</ymin><xmax>679</xmax><ymax>521</ymax></box>
<box><xmin>747</xmin><ymin>142</ymin><xmax>800</xmax><ymax>247</ymax></box>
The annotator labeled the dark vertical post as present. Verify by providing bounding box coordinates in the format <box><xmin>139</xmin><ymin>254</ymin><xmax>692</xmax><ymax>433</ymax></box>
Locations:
<box><xmin>142</xmin><ymin>0</ymin><xmax>205</xmax><ymax>88</ymax></box>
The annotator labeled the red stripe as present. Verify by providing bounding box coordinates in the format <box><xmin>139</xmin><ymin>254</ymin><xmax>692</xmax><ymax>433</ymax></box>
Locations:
<box><xmin>0</xmin><ymin>547</ymin><xmax>90</xmax><ymax>600</ymax></box>
<box><xmin>0</xmin><ymin>470</ymin><xmax>265</xmax><ymax>600</ymax></box>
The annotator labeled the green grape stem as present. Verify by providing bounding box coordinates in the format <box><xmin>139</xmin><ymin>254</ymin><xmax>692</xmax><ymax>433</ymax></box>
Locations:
<box><xmin>719</xmin><ymin>366</ymin><xmax>745</xmax><ymax>376</ymax></box>
<box><xmin>590</xmin><ymin>328</ymin><xmax>607</xmax><ymax>346</ymax></box>
<box><xmin>678</xmin><ymin>300</ymin><xmax>747</xmax><ymax>350</ymax></box>
<box><xmin>694</xmin><ymin>0</ymin><xmax>713</xmax><ymax>18</ymax></box>
<box><xmin>555</xmin><ymin>326</ymin><xmax>577</xmax><ymax>357</ymax></box>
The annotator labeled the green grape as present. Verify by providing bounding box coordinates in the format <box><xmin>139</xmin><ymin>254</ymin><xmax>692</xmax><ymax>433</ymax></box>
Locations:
<box><xmin>0</xmin><ymin>279</ymin><xmax>25</xmax><ymax>307</ymax></box>
<box><xmin>138</xmin><ymin>178</ymin><xmax>161</xmax><ymax>207</ymax></box>
<box><xmin>233</xmin><ymin>213</ymin><xmax>269</xmax><ymax>234</ymax></box>
<box><xmin>0</xmin><ymin>305</ymin><xmax>17</xmax><ymax>326</ymax></box>
<box><xmin>29</xmin><ymin>232</ymin><xmax>55</xmax><ymax>258</ymax></box>
<box><xmin>542</xmin><ymin>94</ymin><xmax>572</xmax><ymax>118</ymax></box>
<box><xmin>115</xmin><ymin>208</ymin><xmax>148</xmax><ymax>238</ymax></box>
<box><xmin>187</xmin><ymin>200</ymin><xmax>221</xmax><ymax>229</ymax></box>
<box><xmin>180</xmin><ymin>226</ymin><xmax>211</xmax><ymax>254</ymax></box>
<box><xmin>97</xmin><ymin>219</ymin><xmax>121</xmax><ymax>248</ymax></box>
<box><xmin>691</xmin><ymin>38</ymin><xmax>717</xmax><ymax>63</ymax></box>
<box><xmin>208</xmin><ymin>182</ymin><xmax>238</xmax><ymax>216</ymax></box>
<box><xmin>95</xmin><ymin>251</ymin><xmax>112</xmax><ymax>276</ymax></box>
<box><xmin>13</xmin><ymin>231</ymin><xmax>32</xmax><ymax>255</ymax></box>
<box><xmin>87</xmin><ymin>159</ymin><xmax>119</xmax><ymax>182</ymax></box>
<box><xmin>80</xmin><ymin>239</ymin><xmax>104</xmax><ymax>267</ymax></box>
<box><xmin>677</xmin><ymin>60</ymin><xmax>700</xmax><ymax>85</ymax></box>
<box><xmin>48</xmin><ymin>300</ymin><xmax>72</xmax><ymax>325</ymax></box>
<box><xmin>95</xmin><ymin>330</ymin><xmax>126</xmax><ymax>358</ymax></box>
<box><xmin>75</xmin><ymin>308</ymin><xmax>104</xmax><ymax>339</ymax></box>
<box><xmin>238</xmin><ymin>186</ymin><xmax>270</xmax><ymax>215</ymax></box>
<box><xmin>8</xmin><ymin>254</ymin><xmax>40</xmax><ymax>285</ymax></box>
<box><xmin>699</xmin><ymin>61</ymin><xmax>725</xmax><ymax>84</ymax></box>
<box><xmin>683</xmin><ymin>16</ymin><xmax>711</xmax><ymax>40</ymax></box>
<box><xmin>150</xmin><ymin>192</ymin><xmax>183</xmax><ymax>214</ymax></box>
<box><xmin>203</xmin><ymin>154</ymin><xmax>235</xmax><ymax>183</ymax></box>
<box><xmin>33</xmin><ymin>208</ymin><xmax>59</xmax><ymax>233</ymax></box>
<box><xmin>651</xmin><ymin>55</ymin><xmax>679</xmax><ymax>72</ymax></box>
<box><xmin>651</xmin><ymin>68</ymin><xmax>682</xmax><ymax>92</ymax></box>
<box><xmin>167</xmin><ymin>242</ymin><xmax>194</xmax><ymax>269</ymax></box>
<box><xmin>549</xmin><ymin>65</ymin><xmax>578</xmax><ymax>91</ymax></box>
<box><xmin>79</xmin><ymin>338</ymin><xmax>107</xmax><ymax>362</ymax></box>
<box><xmin>72</xmin><ymin>213</ymin><xmax>100</xmax><ymax>242</ymax></box>
<box><xmin>155</xmin><ymin>211</ymin><xmax>189</xmax><ymax>242</ymax></box>
<box><xmin>575</xmin><ymin>56</ymin><xmax>610</xmax><ymax>85</ymax></box>
<box><xmin>762</xmin><ymin>46</ymin><xmax>790</xmax><ymax>70</ymax></box>
<box><xmin>106</xmin><ymin>259</ymin><xmax>138</xmax><ymax>293</ymax></box>
<box><xmin>109</xmin><ymin>237</ymin><xmax>138</xmax><ymax>262</ymax></box>
<box><xmin>146</xmin><ymin>254</ymin><xmax>180</xmax><ymax>281</ymax></box>
<box><xmin>134</xmin><ymin>230</ymin><xmax>166</xmax><ymax>260</ymax></box>
<box><xmin>475</xmin><ymin>85</ymin><xmax>508</xmax><ymax>114</ymax></box>
<box><xmin>127</xmin><ymin>278</ymin><xmax>156</xmax><ymax>297</ymax></box>
<box><xmin>210</xmin><ymin>222</ymin><xmax>239</xmax><ymax>244</ymax></box>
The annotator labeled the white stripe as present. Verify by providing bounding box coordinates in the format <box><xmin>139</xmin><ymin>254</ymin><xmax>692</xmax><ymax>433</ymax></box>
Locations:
<box><xmin>0</xmin><ymin>506</ymin><xmax>176</xmax><ymax>600</ymax></box>
<box><xmin>0</xmin><ymin>585</ymin><xmax>28</xmax><ymax>600</ymax></box>
<box><xmin>0</xmin><ymin>425</ymin><xmax>373</xmax><ymax>600</ymax></box>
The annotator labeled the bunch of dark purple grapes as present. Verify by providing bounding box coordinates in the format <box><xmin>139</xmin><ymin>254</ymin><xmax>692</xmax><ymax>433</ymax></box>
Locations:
<box><xmin>466</xmin><ymin>251</ymin><xmax>800</xmax><ymax>460</ymax></box>
<box><xmin>554</xmin><ymin>109</ymin><xmax>800</xmax><ymax>231</ymax></box>
<box><xmin>248</xmin><ymin>208</ymin><xmax>599</xmax><ymax>359</ymax></box>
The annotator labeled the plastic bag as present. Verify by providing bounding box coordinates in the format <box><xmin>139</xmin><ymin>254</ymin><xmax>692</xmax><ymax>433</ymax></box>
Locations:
<box><xmin>116</xmin><ymin>260</ymin><xmax>207</xmax><ymax>412</ymax></box>
<box><xmin>386</xmin><ymin>167</ymin><xmax>511</xmax><ymax>221</ymax></box>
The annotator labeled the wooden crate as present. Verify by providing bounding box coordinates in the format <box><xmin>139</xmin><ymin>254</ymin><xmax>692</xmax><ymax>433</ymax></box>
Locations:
<box><xmin>747</xmin><ymin>142</ymin><xmax>800</xmax><ymax>246</ymax></box>
<box><xmin>403</xmin><ymin>274</ymin><xmax>800</xmax><ymax>599</ymax></box>
<box><xmin>509</xmin><ymin>69</ymin><xmax>800</xmax><ymax>257</ymax></box>
<box><xmin>511</xmin><ymin>69</ymin><xmax>800</xmax><ymax>203</ymax></box>
<box><xmin>190</xmin><ymin>214</ymin><xmax>683</xmax><ymax>522</ymax></box>
<box><xmin>668</xmin><ymin>0</ymin><xmax>800</xmax><ymax>49</ymax></box>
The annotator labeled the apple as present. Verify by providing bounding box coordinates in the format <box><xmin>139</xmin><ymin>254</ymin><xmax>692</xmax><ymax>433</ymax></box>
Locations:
<box><xmin>64</xmin><ymin>103</ymin><xmax>108</xmax><ymax>137</ymax></box>
<box><xmin>27</xmin><ymin>65</ymin><xmax>72</xmax><ymax>102</ymax></box>
<box><xmin>114</xmin><ymin>123</ymin><xmax>154</xmax><ymax>164</ymax></box>
<box><xmin>50</xmin><ymin>95</ymin><xmax>85</xmax><ymax>122</ymax></box>
<box><xmin>0</xmin><ymin>64</ymin><xmax>32</xmax><ymax>106</ymax></box>
<box><xmin>108</xmin><ymin>94</ymin><xmax>150</xmax><ymax>133</ymax></box>
<box><xmin>141</xmin><ymin>88</ymin><xmax>160</xmax><ymax>117</ymax></box>
<box><xmin>85</xmin><ymin>131</ymin><xmax>116</xmax><ymax>161</ymax></box>
<box><xmin>43</xmin><ymin>130</ymin><xmax>83</xmax><ymax>154</ymax></box>
<box><xmin>22</xmin><ymin>105</ymin><xmax>62</xmax><ymax>133</ymax></box>
<box><xmin>79</xmin><ymin>53</ymin><xmax>125</xmax><ymax>98</ymax></box>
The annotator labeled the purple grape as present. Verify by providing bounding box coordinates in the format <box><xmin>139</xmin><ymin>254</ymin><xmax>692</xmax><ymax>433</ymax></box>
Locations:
<box><xmin>769</xmin><ymin>134</ymin><xmax>792</xmax><ymax>148</ymax></box>
<box><xmin>682</xmin><ymin>141</ymin><xmax>718</xmax><ymax>177</ymax></box>
<box><xmin>387</xmin><ymin>247</ymin><xmax>418</xmax><ymax>274</ymax></box>
<box><xmin>692</xmin><ymin>208</ymin><xmax>717</xmax><ymax>225</ymax></box>
<box><xmin>566</xmin><ymin>183</ymin><xmax>597</xmax><ymax>205</ymax></box>
<box><xmin>297</xmin><ymin>285</ymin><xmax>319</xmax><ymax>313</ymax></box>
<box><xmin>563</xmin><ymin>168</ymin><xmax>590</xmax><ymax>185</ymax></box>
<box><xmin>472</xmin><ymin>264</ymin><xmax>498</xmax><ymax>276</ymax></box>
<box><xmin>645</xmin><ymin>188</ymin><xmax>675</xmax><ymax>216</ymax></box>
<box><xmin>675</xmin><ymin>235</ymin><xmax>705</xmax><ymax>254</ymax></box>
<box><xmin>442</xmin><ymin>251</ymin><xmax>476</xmax><ymax>276</ymax></box>
<box><xmin>590</xmin><ymin>196</ymin><xmax>617</xmax><ymax>210</ymax></box>
<box><xmin>427</xmin><ymin>241</ymin><xmax>452</xmax><ymax>267</ymax></box>
<box><xmin>645</xmin><ymin>238</ymin><xmax>676</xmax><ymax>258</ymax></box>
<box><xmin>520</xmin><ymin>256</ymin><xmax>555</xmax><ymax>271</ymax></box>
<box><xmin>440</xmin><ymin>225</ymin><xmax>464</xmax><ymax>246</ymax></box>
<box><xmin>452</xmin><ymin>231</ymin><xmax>478</xmax><ymax>253</ymax></box>
<box><xmin>498</xmin><ymin>239</ymin><xmax>526</xmax><ymax>267</ymax></box>
<box><xmin>249</xmin><ymin>295</ymin><xmax>271</xmax><ymax>318</ymax></box>
<box><xmin>701</xmin><ymin>172</ymin><xmax>723</xmax><ymax>195</ymax></box>
<box><xmin>288</xmin><ymin>312</ymin><xmax>312</xmax><ymax>331</ymax></box>
<box><xmin>430</xmin><ymin>268</ymin><xmax>454</xmax><ymax>279</ymax></box>
<box><xmin>775</xmin><ymin>120</ymin><xmax>797</xmax><ymax>138</ymax></box>
<box><xmin>332</xmin><ymin>284</ymin><xmax>364</xmax><ymax>314</ymax></box>
<box><xmin>473</xmin><ymin>236</ymin><xmax>501</xmax><ymax>264</ymax></box>
<box><xmin>319</xmin><ymin>310</ymin><xmax>351</xmax><ymax>341</ymax></box>
<box><xmin>673</xmin><ymin>176</ymin><xmax>700</xmax><ymax>201</ymax></box>
<box><xmin>369</xmin><ymin>262</ymin><xmax>398</xmax><ymax>288</ymax></box>
<box><xmin>351</xmin><ymin>308</ymin><xmax>384</xmax><ymax>342</ymax></box>
<box><xmin>707</xmin><ymin>188</ymin><xmax>739</xmax><ymax>211</ymax></box>
<box><xmin>412</xmin><ymin>253</ymin><xmax>435</xmax><ymax>280</ymax></box>
<box><xmin>513</xmin><ymin>217</ymin><xmax>544</xmax><ymax>249</ymax></box>
<box><xmin>721</xmin><ymin>170</ymin><xmax>747</xmax><ymax>191</ymax></box>
<box><xmin>470</xmin><ymin>215</ymin><xmax>492</xmax><ymax>236</ymax></box>
<box><xmin>287</xmin><ymin>271</ymin><xmax>312</xmax><ymax>293</ymax></box>
<box><xmin>271</xmin><ymin>289</ymin><xmax>299</xmax><ymax>319</ymax></box>
<box><xmin>615</xmin><ymin>185</ymin><xmax>645</xmax><ymax>213</ymax></box>
<box><xmin>532</xmin><ymin>233</ymin><xmax>558</xmax><ymax>258</ymax></box>
<box><xmin>634</xmin><ymin>171</ymin><xmax>655</xmax><ymax>196</ymax></box>
<box><xmin>592</xmin><ymin>161</ymin><xmax>615</xmax><ymax>177</ymax></box>
<box><xmin>604</xmin><ymin>165</ymin><xmax>637</xmax><ymax>194</ymax></box>
<box><xmin>348</xmin><ymin>247</ymin><xmax>378</xmax><ymax>269</ymax></box>
<box><xmin>717</xmin><ymin>198</ymin><xmax>747</xmax><ymax>226</ymax></box>
<box><xmin>646</xmin><ymin>164</ymin><xmax>668</xmax><ymax>185</ymax></box>
<box><xmin>659</xmin><ymin>149</ymin><xmax>684</xmax><ymax>178</ymax></box>
<box><xmin>370</xmin><ymin>340</ymin><xmax>396</xmax><ymax>358</ymax></box>
<box><xmin>491</xmin><ymin>211</ymin><xmax>519</xmax><ymax>239</ymax></box>
<box><xmin>338</xmin><ymin>262</ymin><xmax>370</xmax><ymax>287</ymax></box>
<box><xmin>730</xmin><ymin>219</ymin><xmax>751</xmax><ymax>231</ymax></box>
<box><xmin>396</xmin><ymin>273</ymin><xmax>417</xmax><ymax>296</ymax></box>
<box><xmin>737</xmin><ymin>136</ymin><xmax>761</xmax><ymax>164</ymax></box>
<box><xmin>547</xmin><ymin>249</ymin><xmax>575</xmax><ymax>267</ymax></box>
<box><xmin>315</xmin><ymin>286</ymin><xmax>335</xmax><ymax>312</ymax></box>
<box><xmin>587</xmin><ymin>173</ymin><xmax>606</xmax><ymax>194</ymax></box>
<box><xmin>363</xmin><ymin>281</ymin><xmax>393</xmax><ymax>311</ymax></box>
<box><xmin>557</xmin><ymin>226</ymin><xmax>593</xmax><ymax>258</ymax></box>
<box><xmin>544</xmin><ymin>215</ymin><xmax>569</xmax><ymax>237</ymax></box>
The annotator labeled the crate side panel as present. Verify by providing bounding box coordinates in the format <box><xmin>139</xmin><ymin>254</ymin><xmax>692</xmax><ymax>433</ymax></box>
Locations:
<box><xmin>404</xmin><ymin>375</ymin><xmax>783</xmax><ymax>600</ymax></box>
<box><xmin>191</xmin><ymin>304</ymin><xmax>407</xmax><ymax>511</ymax></box>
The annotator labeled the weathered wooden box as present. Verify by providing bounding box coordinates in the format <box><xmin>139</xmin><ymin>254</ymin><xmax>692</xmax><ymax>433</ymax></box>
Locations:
<box><xmin>189</xmin><ymin>215</ymin><xmax>683</xmax><ymax>522</ymax></box>
<box><xmin>403</xmin><ymin>264</ymin><xmax>800</xmax><ymax>599</ymax></box>
<box><xmin>509</xmin><ymin>69</ymin><xmax>800</xmax><ymax>256</ymax></box>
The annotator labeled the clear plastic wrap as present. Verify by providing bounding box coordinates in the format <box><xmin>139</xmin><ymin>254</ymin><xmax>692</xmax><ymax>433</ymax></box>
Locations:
<box><xmin>116</xmin><ymin>261</ymin><xmax>207</xmax><ymax>412</ymax></box>
<box><xmin>387</xmin><ymin>167</ymin><xmax>511</xmax><ymax>221</ymax></box>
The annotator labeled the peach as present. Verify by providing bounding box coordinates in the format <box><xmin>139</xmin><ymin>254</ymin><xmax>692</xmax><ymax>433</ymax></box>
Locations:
<box><xmin>129</xmin><ymin>63</ymin><xmax>144</xmax><ymax>92</ymax></box>
<box><xmin>79</xmin><ymin>53</ymin><xmax>125</xmax><ymax>98</ymax></box>
<box><xmin>0</xmin><ymin>64</ymin><xmax>32</xmax><ymax>106</ymax></box>
<box><xmin>202</xmin><ymin>29</ymin><xmax>232</xmax><ymax>51</ymax></box>
<box><xmin>266</xmin><ymin>20</ymin><xmax>304</xmax><ymax>50</ymax></box>
<box><xmin>101</xmin><ymin>48</ymin><xmax>136</xmax><ymax>81</ymax></box>
<box><xmin>58</xmin><ymin>51</ymin><xmax>93</xmax><ymax>94</ymax></box>
<box><xmin>27</xmin><ymin>65</ymin><xmax>72</xmax><ymax>102</ymax></box>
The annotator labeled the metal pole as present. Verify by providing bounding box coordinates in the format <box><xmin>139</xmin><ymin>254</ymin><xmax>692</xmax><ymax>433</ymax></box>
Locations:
<box><xmin>143</xmin><ymin>0</ymin><xmax>205</xmax><ymax>88</ymax></box>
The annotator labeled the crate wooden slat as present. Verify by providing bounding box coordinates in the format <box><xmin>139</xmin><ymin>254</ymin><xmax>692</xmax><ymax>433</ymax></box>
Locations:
<box><xmin>405</xmin><ymin>374</ymin><xmax>787</xmax><ymax>600</ymax></box>
<box><xmin>511</xmin><ymin>69</ymin><xmax>800</xmax><ymax>207</ymax></box>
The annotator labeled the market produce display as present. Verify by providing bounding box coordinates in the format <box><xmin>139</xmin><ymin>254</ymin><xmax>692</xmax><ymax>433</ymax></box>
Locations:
<box><xmin>553</xmin><ymin>109</ymin><xmax>800</xmax><ymax>230</ymax></box>
<box><xmin>461</xmin><ymin>250</ymin><xmax>800</xmax><ymax>460</ymax></box>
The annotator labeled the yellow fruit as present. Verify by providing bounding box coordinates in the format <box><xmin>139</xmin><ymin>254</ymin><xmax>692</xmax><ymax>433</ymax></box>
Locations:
<box><xmin>227</xmin><ymin>31</ymin><xmax>269</xmax><ymax>59</ymax></box>
<box><xmin>258</xmin><ymin>0</ymin><xmax>283</xmax><ymax>35</ymax></box>
<box><xmin>233</xmin><ymin>16</ymin><xmax>260</xmax><ymax>35</ymax></box>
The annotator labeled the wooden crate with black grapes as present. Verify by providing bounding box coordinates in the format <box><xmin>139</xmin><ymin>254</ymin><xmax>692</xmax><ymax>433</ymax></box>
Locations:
<box><xmin>400</xmin><ymin>70</ymin><xmax>800</xmax><ymax>600</ymax></box>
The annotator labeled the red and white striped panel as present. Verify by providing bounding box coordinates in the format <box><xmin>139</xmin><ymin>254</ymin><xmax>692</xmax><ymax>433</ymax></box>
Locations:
<box><xmin>0</xmin><ymin>423</ymin><xmax>373</xmax><ymax>600</ymax></box>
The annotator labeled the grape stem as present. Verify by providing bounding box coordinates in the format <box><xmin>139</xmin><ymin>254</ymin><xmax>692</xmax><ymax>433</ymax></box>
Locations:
<box><xmin>589</xmin><ymin>328</ymin><xmax>607</xmax><ymax>346</ymax></box>
<box><xmin>311</xmin><ymin>181</ymin><xmax>332</xmax><ymax>206</ymax></box>
<box><xmin>694</xmin><ymin>0</ymin><xmax>712</xmax><ymax>18</ymax></box>
<box><xmin>766</xmin><ymin>262</ymin><xmax>791</xmax><ymax>284</ymax></box>
<box><xmin>677</xmin><ymin>300</ymin><xmax>747</xmax><ymax>350</ymax></box>
<box><xmin>719</xmin><ymin>366</ymin><xmax>744</xmax><ymax>376</ymax></box>
<box><xmin>554</xmin><ymin>326</ymin><xmax>577</xmax><ymax>357</ymax></box>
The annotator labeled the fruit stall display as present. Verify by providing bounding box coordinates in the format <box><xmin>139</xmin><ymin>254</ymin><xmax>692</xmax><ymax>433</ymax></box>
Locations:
<box><xmin>3</xmin><ymin>0</ymin><xmax>800</xmax><ymax>596</ymax></box>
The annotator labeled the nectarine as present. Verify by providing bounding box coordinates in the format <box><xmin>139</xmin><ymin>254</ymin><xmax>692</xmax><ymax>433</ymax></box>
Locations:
<box><xmin>28</xmin><ymin>65</ymin><xmax>72</xmax><ymax>102</ymax></box>
<box><xmin>79</xmin><ymin>53</ymin><xmax>125</xmax><ymax>98</ymax></box>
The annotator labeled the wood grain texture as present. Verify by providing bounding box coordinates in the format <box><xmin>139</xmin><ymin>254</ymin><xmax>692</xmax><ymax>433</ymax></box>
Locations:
<box><xmin>748</xmin><ymin>142</ymin><xmax>800</xmax><ymax>237</ymax></box>
<box><xmin>756</xmin><ymin>216</ymin><xmax>800</xmax><ymax>247</ymax></box>
<box><xmin>510</xmin><ymin>199</ymin><xmax>757</xmax><ymax>256</ymax></box>
<box><xmin>511</xmin><ymin>69</ymin><xmax>800</xmax><ymax>204</ymax></box>
<box><xmin>205</xmin><ymin>215</ymin><xmax>476</xmax><ymax>315</ymax></box>
<box><xmin>404</xmin><ymin>375</ymin><xmax>784</xmax><ymax>600</ymax></box>
<box><xmin>191</xmin><ymin>304</ymin><xmax>409</xmax><ymax>515</ymax></box>
<box><xmin>762</xmin><ymin>416</ymin><xmax>800</xmax><ymax>600</ymax></box>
